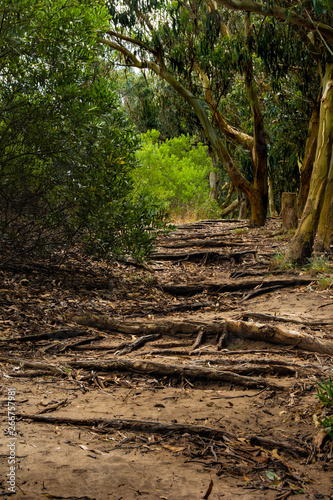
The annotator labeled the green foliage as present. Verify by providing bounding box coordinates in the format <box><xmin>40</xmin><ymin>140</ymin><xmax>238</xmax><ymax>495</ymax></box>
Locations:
<box><xmin>317</xmin><ymin>378</ymin><xmax>333</xmax><ymax>407</ymax></box>
<box><xmin>317</xmin><ymin>377</ymin><xmax>333</xmax><ymax>441</ymax></box>
<box><xmin>303</xmin><ymin>255</ymin><xmax>332</xmax><ymax>274</ymax></box>
<box><xmin>133</xmin><ymin>130</ymin><xmax>219</xmax><ymax>219</ymax></box>
<box><xmin>0</xmin><ymin>0</ymin><xmax>168</xmax><ymax>262</ymax></box>
<box><xmin>272</xmin><ymin>252</ymin><xmax>296</xmax><ymax>270</ymax></box>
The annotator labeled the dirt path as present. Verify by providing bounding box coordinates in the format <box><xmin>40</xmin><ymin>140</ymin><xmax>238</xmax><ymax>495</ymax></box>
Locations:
<box><xmin>0</xmin><ymin>218</ymin><xmax>333</xmax><ymax>499</ymax></box>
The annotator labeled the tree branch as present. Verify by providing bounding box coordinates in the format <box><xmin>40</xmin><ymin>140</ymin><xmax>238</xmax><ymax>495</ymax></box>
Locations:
<box><xmin>214</xmin><ymin>0</ymin><xmax>333</xmax><ymax>43</ymax></box>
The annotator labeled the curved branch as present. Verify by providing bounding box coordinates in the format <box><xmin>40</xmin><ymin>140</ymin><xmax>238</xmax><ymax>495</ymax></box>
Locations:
<box><xmin>194</xmin><ymin>63</ymin><xmax>254</xmax><ymax>149</ymax></box>
<box><xmin>105</xmin><ymin>30</ymin><xmax>158</xmax><ymax>55</ymax></box>
<box><xmin>214</xmin><ymin>0</ymin><xmax>333</xmax><ymax>43</ymax></box>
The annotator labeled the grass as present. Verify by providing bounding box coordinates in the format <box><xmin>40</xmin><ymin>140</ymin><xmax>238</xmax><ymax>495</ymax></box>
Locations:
<box><xmin>316</xmin><ymin>377</ymin><xmax>333</xmax><ymax>441</ymax></box>
<box><xmin>272</xmin><ymin>252</ymin><xmax>333</xmax><ymax>288</ymax></box>
<box><xmin>272</xmin><ymin>252</ymin><xmax>297</xmax><ymax>271</ymax></box>
<box><xmin>232</xmin><ymin>228</ymin><xmax>249</xmax><ymax>235</ymax></box>
<box><xmin>303</xmin><ymin>254</ymin><xmax>332</xmax><ymax>275</ymax></box>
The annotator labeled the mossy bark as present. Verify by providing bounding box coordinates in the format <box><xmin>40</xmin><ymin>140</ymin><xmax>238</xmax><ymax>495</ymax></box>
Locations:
<box><xmin>286</xmin><ymin>63</ymin><xmax>333</xmax><ymax>264</ymax></box>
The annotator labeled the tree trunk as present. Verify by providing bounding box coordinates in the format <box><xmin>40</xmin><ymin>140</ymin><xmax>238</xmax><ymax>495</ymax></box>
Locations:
<box><xmin>194</xmin><ymin>62</ymin><xmax>266</xmax><ymax>225</ymax></box>
<box><xmin>221</xmin><ymin>181</ymin><xmax>234</xmax><ymax>209</ymax></box>
<box><xmin>316</xmin><ymin>149</ymin><xmax>333</xmax><ymax>251</ymax></box>
<box><xmin>281</xmin><ymin>193</ymin><xmax>298</xmax><ymax>230</ymax></box>
<box><xmin>298</xmin><ymin>103</ymin><xmax>320</xmax><ymax>216</ymax></box>
<box><xmin>244</xmin><ymin>13</ymin><xmax>268</xmax><ymax>226</ymax></box>
<box><xmin>239</xmin><ymin>197</ymin><xmax>247</xmax><ymax>219</ymax></box>
<box><xmin>208</xmin><ymin>147</ymin><xmax>220</xmax><ymax>201</ymax></box>
<box><xmin>268</xmin><ymin>177</ymin><xmax>278</xmax><ymax>217</ymax></box>
<box><xmin>286</xmin><ymin>63</ymin><xmax>333</xmax><ymax>264</ymax></box>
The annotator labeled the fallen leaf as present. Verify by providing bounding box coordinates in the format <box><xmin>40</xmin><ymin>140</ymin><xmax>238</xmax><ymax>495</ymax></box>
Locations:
<box><xmin>313</xmin><ymin>430</ymin><xmax>328</xmax><ymax>448</ymax></box>
<box><xmin>265</xmin><ymin>471</ymin><xmax>280</xmax><ymax>481</ymax></box>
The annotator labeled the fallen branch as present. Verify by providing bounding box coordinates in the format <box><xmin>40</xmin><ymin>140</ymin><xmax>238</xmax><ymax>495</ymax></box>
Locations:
<box><xmin>223</xmin><ymin>319</ymin><xmax>333</xmax><ymax>356</ymax></box>
<box><xmin>15</xmin><ymin>413</ymin><xmax>309</xmax><ymax>456</ymax></box>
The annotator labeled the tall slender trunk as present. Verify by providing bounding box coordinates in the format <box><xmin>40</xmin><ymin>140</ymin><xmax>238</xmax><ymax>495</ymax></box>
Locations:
<box><xmin>316</xmin><ymin>145</ymin><xmax>333</xmax><ymax>251</ymax></box>
<box><xmin>298</xmin><ymin>102</ymin><xmax>320</xmax><ymax>216</ymax></box>
<box><xmin>244</xmin><ymin>13</ymin><xmax>268</xmax><ymax>225</ymax></box>
<box><xmin>286</xmin><ymin>63</ymin><xmax>333</xmax><ymax>264</ymax></box>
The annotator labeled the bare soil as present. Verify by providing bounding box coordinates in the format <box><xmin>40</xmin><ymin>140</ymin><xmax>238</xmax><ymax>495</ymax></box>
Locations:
<box><xmin>0</xmin><ymin>218</ymin><xmax>333</xmax><ymax>500</ymax></box>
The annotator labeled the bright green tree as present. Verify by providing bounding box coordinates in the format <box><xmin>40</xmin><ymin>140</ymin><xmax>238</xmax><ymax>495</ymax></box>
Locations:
<box><xmin>134</xmin><ymin>130</ymin><xmax>219</xmax><ymax>218</ymax></box>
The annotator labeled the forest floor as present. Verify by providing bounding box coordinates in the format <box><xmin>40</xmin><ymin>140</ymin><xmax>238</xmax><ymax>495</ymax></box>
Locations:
<box><xmin>0</xmin><ymin>218</ymin><xmax>333</xmax><ymax>500</ymax></box>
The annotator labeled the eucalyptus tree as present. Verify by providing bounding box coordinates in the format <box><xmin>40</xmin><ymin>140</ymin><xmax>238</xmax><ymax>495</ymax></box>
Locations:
<box><xmin>0</xmin><ymin>0</ymin><xmax>167</xmax><ymax>263</ymax></box>
<box><xmin>102</xmin><ymin>0</ymin><xmax>270</xmax><ymax>225</ymax></box>
<box><xmin>213</xmin><ymin>0</ymin><xmax>333</xmax><ymax>261</ymax></box>
<box><xmin>102</xmin><ymin>0</ymin><xmax>332</xmax><ymax>260</ymax></box>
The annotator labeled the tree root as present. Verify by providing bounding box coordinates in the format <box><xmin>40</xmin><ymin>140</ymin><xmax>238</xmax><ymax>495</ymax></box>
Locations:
<box><xmin>15</xmin><ymin>413</ymin><xmax>309</xmax><ymax>457</ymax></box>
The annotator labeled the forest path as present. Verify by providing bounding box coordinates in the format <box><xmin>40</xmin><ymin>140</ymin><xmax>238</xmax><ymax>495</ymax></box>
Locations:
<box><xmin>1</xmin><ymin>218</ymin><xmax>333</xmax><ymax>499</ymax></box>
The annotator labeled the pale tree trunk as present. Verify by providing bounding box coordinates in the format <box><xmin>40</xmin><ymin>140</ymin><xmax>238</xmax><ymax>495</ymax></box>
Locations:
<box><xmin>221</xmin><ymin>181</ymin><xmax>234</xmax><ymax>209</ymax></box>
<box><xmin>298</xmin><ymin>102</ymin><xmax>320</xmax><ymax>216</ymax></box>
<box><xmin>316</xmin><ymin>148</ymin><xmax>333</xmax><ymax>251</ymax></box>
<box><xmin>208</xmin><ymin>147</ymin><xmax>220</xmax><ymax>201</ymax></box>
<box><xmin>244</xmin><ymin>13</ymin><xmax>268</xmax><ymax>225</ymax></box>
<box><xmin>286</xmin><ymin>63</ymin><xmax>333</xmax><ymax>264</ymax></box>
<box><xmin>268</xmin><ymin>177</ymin><xmax>278</xmax><ymax>217</ymax></box>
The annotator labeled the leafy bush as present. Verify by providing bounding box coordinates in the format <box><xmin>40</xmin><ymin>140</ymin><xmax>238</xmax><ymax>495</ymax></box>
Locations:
<box><xmin>0</xmin><ymin>0</ymin><xmax>168</xmax><ymax>263</ymax></box>
<box><xmin>133</xmin><ymin>130</ymin><xmax>220</xmax><ymax>220</ymax></box>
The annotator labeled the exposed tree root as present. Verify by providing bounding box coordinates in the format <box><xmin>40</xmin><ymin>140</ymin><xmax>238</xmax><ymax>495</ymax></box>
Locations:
<box><xmin>71</xmin><ymin>315</ymin><xmax>333</xmax><ymax>356</ymax></box>
<box><xmin>68</xmin><ymin>358</ymin><xmax>284</xmax><ymax>389</ymax></box>
<box><xmin>239</xmin><ymin>312</ymin><xmax>333</xmax><ymax>326</ymax></box>
<box><xmin>15</xmin><ymin>413</ymin><xmax>309</xmax><ymax>457</ymax></box>
<box><xmin>115</xmin><ymin>333</ymin><xmax>161</xmax><ymax>356</ymax></box>
<box><xmin>161</xmin><ymin>278</ymin><xmax>313</xmax><ymax>296</ymax></box>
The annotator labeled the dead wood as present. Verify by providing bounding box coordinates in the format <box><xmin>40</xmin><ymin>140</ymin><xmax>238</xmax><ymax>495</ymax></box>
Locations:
<box><xmin>115</xmin><ymin>333</ymin><xmax>161</xmax><ymax>356</ymax></box>
<box><xmin>15</xmin><ymin>413</ymin><xmax>309</xmax><ymax>456</ymax></box>
<box><xmin>239</xmin><ymin>312</ymin><xmax>333</xmax><ymax>326</ymax></box>
<box><xmin>161</xmin><ymin>278</ymin><xmax>313</xmax><ymax>297</ymax></box>
<box><xmin>158</xmin><ymin>228</ymin><xmax>248</xmax><ymax>243</ymax></box>
<box><xmin>68</xmin><ymin>358</ymin><xmax>284</xmax><ymax>389</ymax></box>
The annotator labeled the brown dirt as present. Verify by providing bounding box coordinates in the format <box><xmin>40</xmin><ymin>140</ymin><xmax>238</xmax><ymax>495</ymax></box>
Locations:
<box><xmin>0</xmin><ymin>218</ymin><xmax>333</xmax><ymax>500</ymax></box>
